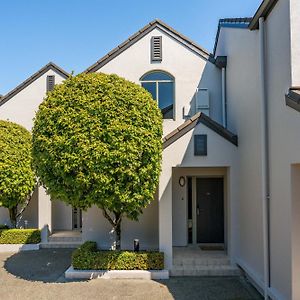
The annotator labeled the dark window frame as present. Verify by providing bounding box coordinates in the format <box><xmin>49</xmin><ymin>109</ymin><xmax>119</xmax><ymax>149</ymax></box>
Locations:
<box><xmin>140</xmin><ymin>71</ymin><xmax>175</xmax><ymax>120</ymax></box>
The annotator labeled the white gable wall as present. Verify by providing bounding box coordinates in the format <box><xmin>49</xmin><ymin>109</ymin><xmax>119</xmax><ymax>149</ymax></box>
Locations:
<box><xmin>96</xmin><ymin>28</ymin><xmax>222</xmax><ymax>135</ymax></box>
<box><xmin>0</xmin><ymin>69</ymin><xmax>65</xmax><ymax>131</ymax></box>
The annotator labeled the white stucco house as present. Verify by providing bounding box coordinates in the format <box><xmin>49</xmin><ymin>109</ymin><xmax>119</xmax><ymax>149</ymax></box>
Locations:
<box><xmin>0</xmin><ymin>0</ymin><xmax>300</xmax><ymax>298</ymax></box>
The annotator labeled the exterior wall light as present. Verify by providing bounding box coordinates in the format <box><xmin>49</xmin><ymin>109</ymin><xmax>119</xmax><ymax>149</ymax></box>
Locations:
<box><xmin>179</xmin><ymin>176</ymin><xmax>186</xmax><ymax>187</ymax></box>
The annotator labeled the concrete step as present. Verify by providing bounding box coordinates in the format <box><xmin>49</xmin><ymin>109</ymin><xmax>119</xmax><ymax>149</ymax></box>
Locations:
<box><xmin>173</xmin><ymin>257</ymin><xmax>231</xmax><ymax>266</ymax></box>
<box><xmin>48</xmin><ymin>236</ymin><xmax>82</xmax><ymax>243</ymax></box>
<box><xmin>170</xmin><ymin>265</ymin><xmax>242</xmax><ymax>277</ymax></box>
<box><xmin>40</xmin><ymin>242</ymin><xmax>82</xmax><ymax>249</ymax></box>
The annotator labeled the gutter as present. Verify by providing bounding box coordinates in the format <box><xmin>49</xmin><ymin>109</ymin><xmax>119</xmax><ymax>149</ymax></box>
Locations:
<box><xmin>249</xmin><ymin>0</ymin><xmax>278</xmax><ymax>30</ymax></box>
<box><xmin>258</xmin><ymin>17</ymin><xmax>271</xmax><ymax>300</ymax></box>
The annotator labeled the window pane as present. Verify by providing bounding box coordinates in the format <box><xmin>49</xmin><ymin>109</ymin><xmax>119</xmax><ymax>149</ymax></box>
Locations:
<box><xmin>142</xmin><ymin>82</ymin><xmax>157</xmax><ymax>100</ymax></box>
<box><xmin>158</xmin><ymin>82</ymin><xmax>174</xmax><ymax>119</ymax></box>
<box><xmin>141</xmin><ymin>72</ymin><xmax>173</xmax><ymax>81</ymax></box>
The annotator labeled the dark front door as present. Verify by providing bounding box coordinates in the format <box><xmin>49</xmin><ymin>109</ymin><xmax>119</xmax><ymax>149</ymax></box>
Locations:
<box><xmin>196</xmin><ymin>178</ymin><xmax>224</xmax><ymax>243</ymax></box>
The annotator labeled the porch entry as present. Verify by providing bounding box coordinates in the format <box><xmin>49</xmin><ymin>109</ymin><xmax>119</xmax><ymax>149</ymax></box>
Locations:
<box><xmin>72</xmin><ymin>207</ymin><xmax>82</xmax><ymax>230</ymax></box>
<box><xmin>188</xmin><ymin>177</ymin><xmax>224</xmax><ymax>245</ymax></box>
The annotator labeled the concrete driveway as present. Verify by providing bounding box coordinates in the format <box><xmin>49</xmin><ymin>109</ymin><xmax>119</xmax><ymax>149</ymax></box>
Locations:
<box><xmin>0</xmin><ymin>249</ymin><xmax>262</xmax><ymax>300</ymax></box>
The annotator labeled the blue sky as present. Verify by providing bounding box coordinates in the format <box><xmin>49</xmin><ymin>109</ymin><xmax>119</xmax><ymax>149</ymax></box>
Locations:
<box><xmin>0</xmin><ymin>0</ymin><xmax>261</xmax><ymax>95</ymax></box>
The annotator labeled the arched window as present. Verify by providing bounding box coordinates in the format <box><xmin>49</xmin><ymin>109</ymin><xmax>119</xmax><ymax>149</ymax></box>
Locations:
<box><xmin>140</xmin><ymin>71</ymin><xmax>174</xmax><ymax>119</ymax></box>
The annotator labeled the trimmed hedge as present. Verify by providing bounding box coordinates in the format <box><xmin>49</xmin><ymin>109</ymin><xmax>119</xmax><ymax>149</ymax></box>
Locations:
<box><xmin>0</xmin><ymin>229</ymin><xmax>41</xmax><ymax>244</ymax></box>
<box><xmin>72</xmin><ymin>241</ymin><xmax>164</xmax><ymax>270</ymax></box>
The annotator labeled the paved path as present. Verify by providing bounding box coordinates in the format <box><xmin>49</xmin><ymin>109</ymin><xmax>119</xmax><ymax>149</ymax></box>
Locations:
<box><xmin>0</xmin><ymin>250</ymin><xmax>262</xmax><ymax>300</ymax></box>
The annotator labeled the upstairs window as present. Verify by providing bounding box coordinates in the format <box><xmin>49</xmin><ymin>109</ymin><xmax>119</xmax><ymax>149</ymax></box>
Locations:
<box><xmin>47</xmin><ymin>75</ymin><xmax>55</xmax><ymax>92</ymax></box>
<box><xmin>140</xmin><ymin>71</ymin><xmax>174</xmax><ymax>119</ymax></box>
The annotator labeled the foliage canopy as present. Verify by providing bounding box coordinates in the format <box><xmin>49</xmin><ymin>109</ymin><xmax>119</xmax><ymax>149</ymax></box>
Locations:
<box><xmin>32</xmin><ymin>73</ymin><xmax>163</xmax><ymax>225</ymax></box>
<box><xmin>0</xmin><ymin>120</ymin><xmax>35</xmax><ymax>226</ymax></box>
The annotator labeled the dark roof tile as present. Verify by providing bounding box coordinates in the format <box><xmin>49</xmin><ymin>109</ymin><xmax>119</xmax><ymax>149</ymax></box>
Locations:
<box><xmin>0</xmin><ymin>62</ymin><xmax>69</xmax><ymax>107</ymax></box>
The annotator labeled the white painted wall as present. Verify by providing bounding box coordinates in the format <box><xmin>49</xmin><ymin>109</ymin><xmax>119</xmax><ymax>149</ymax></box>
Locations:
<box><xmin>0</xmin><ymin>69</ymin><xmax>65</xmax><ymax>130</ymax></box>
<box><xmin>96</xmin><ymin>27</ymin><xmax>222</xmax><ymax>135</ymax></box>
<box><xmin>52</xmin><ymin>200</ymin><xmax>73</xmax><ymax>231</ymax></box>
<box><xmin>83</xmin><ymin>197</ymin><xmax>158</xmax><ymax>250</ymax></box>
<box><xmin>160</xmin><ymin>122</ymin><xmax>238</xmax><ymax>268</ymax></box>
<box><xmin>265</xmin><ymin>1</ymin><xmax>296</xmax><ymax>298</ymax></box>
<box><xmin>215</xmin><ymin>26</ymin><xmax>265</xmax><ymax>287</ymax></box>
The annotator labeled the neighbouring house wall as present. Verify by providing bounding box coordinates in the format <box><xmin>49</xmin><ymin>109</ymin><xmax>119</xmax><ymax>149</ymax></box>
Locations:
<box><xmin>52</xmin><ymin>200</ymin><xmax>73</xmax><ymax>231</ymax></box>
<box><xmin>215</xmin><ymin>26</ymin><xmax>265</xmax><ymax>288</ymax></box>
<box><xmin>291</xmin><ymin>164</ymin><xmax>300</xmax><ymax>300</ymax></box>
<box><xmin>96</xmin><ymin>27</ymin><xmax>222</xmax><ymax>135</ymax></box>
<box><xmin>265</xmin><ymin>1</ymin><xmax>296</xmax><ymax>298</ymax></box>
<box><xmin>82</xmin><ymin>197</ymin><xmax>158</xmax><ymax>250</ymax></box>
<box><xmin>160</xmin><ymin>122</ymin><xmax>238</xmax><ymax>269</ymax></box>
<box><xmin>290</xmin><ymin>0</ymin><xmax>300</xmax><ymax>87</ymax></box>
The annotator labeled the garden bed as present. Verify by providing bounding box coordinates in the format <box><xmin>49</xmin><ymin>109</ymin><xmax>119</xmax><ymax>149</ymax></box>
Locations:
<box><xmin>68</xmin><ymin>241</ymin><xmax>169</xmax><ymax>279</ymax></box>
<box><xmin>0</xmin><ymin>229</ymin><xmax>41</xmax><ymax>252</ymax></box>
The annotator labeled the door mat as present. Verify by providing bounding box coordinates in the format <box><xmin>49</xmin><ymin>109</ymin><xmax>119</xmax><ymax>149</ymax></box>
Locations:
<box><xmin>200</xmin><ymin>245</ymin><xmax>225</xmax><ymax>251</ymax></box>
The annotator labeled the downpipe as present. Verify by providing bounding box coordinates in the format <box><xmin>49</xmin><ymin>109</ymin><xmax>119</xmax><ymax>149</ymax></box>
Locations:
<box><xmin>222</xmin><ymin>67</ymin><xmax>227</xmax><ymax>127</ymax></box>
<box><xmin>259</xmin><ymin>17</ymin><xmax>270</xmax><ymax>300</ymax></box>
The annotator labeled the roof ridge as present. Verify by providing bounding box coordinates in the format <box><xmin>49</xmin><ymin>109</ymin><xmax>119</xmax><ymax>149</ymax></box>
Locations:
<box><xmin>84</xmin><ymin>19</ymin><xmax>213</xmax><ymax>73</ymax></box>
<box><xmin>0</xmin><ymin>62</ymin><xmax>69</xmax><ymax>107</ymax></box>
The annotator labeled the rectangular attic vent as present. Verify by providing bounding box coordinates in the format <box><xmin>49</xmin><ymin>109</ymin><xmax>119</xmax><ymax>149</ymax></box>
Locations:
<box><xmin>47</xmin><ymin>75</ymin><xmax>55</xmax><ymax>92</ymax></box>
<box><xmin>151</xmin><ymin>36</ymin><xmax>162</xmax><ymax>62</ymax></box>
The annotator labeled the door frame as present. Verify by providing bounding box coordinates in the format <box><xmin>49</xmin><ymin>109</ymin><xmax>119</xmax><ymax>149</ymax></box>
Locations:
<box><xmin>189</xmin><ymin>175</ymin><xmax>227</xmax><ymax>248</ymax></box>
<box><xmin>72</xmin><ymin>207</ymin><xmax>82</xmax><ymax>231</ymax></box>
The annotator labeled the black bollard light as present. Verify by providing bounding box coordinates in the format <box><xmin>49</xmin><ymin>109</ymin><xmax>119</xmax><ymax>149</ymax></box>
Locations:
<box><xmin>134</xmin><ymin>239</ymin><xmax>139</xmax><ymax>252</ymax></box>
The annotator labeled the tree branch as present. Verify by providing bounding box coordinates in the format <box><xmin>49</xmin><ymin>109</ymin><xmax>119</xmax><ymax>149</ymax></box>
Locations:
<box><xmin>101</xmin><ymin>207</ymin><xmax>116</xmax><ymax>227</ymax></box>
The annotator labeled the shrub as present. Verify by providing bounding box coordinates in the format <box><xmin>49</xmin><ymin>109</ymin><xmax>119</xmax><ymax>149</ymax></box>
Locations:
<box><xmin>0</xmin><ymin>225</ymin><xmax>9</xmax><ymax>229</ymax></box>
<box><xmin>0</xmin><ymin>229</ymin><xmax>41</xmax><ymax>244</ymax></box>
<box><xmin>72</xmin><ymin>241</ymin><xmax>164</xmax><ymax>270</ymax></box>
<box><xmin>32</xmin><ymin>73</ymin><xmax>163</xmax><ymax>249</ymax></box>
<box><xmin>0</xmin><ymin>120</ymin><xmax>36</xmax><ymax>227</ymax></box>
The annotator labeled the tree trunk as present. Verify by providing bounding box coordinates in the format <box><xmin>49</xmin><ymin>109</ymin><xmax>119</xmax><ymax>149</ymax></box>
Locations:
<box><xmin>9</xmin><ymin>206</ymin><xmax>18</xmax><ymax>228</ymax></box>
<box><xmin>114</xmin><ymin>212</ymin><xmax>122</xmax><ymax>250</ymax></box>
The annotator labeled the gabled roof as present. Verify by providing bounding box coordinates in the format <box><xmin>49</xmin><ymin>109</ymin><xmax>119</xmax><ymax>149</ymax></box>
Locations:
<box><xmin>285</xmin><ymin>88</ymin><xmax>300</xmax><ymax>112</ymax></box>
<box><xmin>163</xmin><ymin>112</ymin><xmax>238</xmax><ymax>149</ymax></box>
<box><xmin>249</xmin><ymin>0</ymin><xmax>278</xmax><ymax>30</ymax></box>
<box><xmin>0</xmin><ymin>62</ymin><xmax>69</xmax><ymax>107</ymax></box>
<box><xmin>85</xmin><ymin>19</ymin><xmax>213</xmax><ymax>73</ymax></box>
<box><xmin>213</xmin><ymin>18</ymin><xmax>252</xmax><ymax>56</ymax></box>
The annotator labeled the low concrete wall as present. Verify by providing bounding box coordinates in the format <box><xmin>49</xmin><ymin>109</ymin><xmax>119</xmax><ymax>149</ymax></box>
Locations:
<box><xmin>65</xmin><ymin>266</ymin><xmax>169</xmax><ymax>280</ymax></box>
<box><xmin>0</xmin><ymin>244</ymin><xmax>40</xmax><ymax>252</ymax></box>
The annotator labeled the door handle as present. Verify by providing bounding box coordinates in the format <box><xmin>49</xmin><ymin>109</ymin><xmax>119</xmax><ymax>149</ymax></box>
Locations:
<box><xmin>197</xmin><ymin>208</ymin><xmax>204</xmax><ymax>215</ymax></box>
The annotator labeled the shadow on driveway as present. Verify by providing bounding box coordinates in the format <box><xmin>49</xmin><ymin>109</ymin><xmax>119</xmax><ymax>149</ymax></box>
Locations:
<box><xmin>4</xmin><ymin>249</ymin><xmax>74</xmax><ymax>283</ymax></box>
<box><xmin>158</xmin><ymin>276</ymin><xmax>263</xmax><ymax>300</ymax></box>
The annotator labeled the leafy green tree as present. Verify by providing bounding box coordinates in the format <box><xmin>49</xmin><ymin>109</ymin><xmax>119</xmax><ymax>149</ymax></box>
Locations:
<box><xmin>0</xmin><ymin>120</ymin><xmax>35</xmax><ymax>228</ymax></box>
<box><xmin>32</xmin><ymin>73</ymin><xmax>162</xmax><ymax>249</ymax></box>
